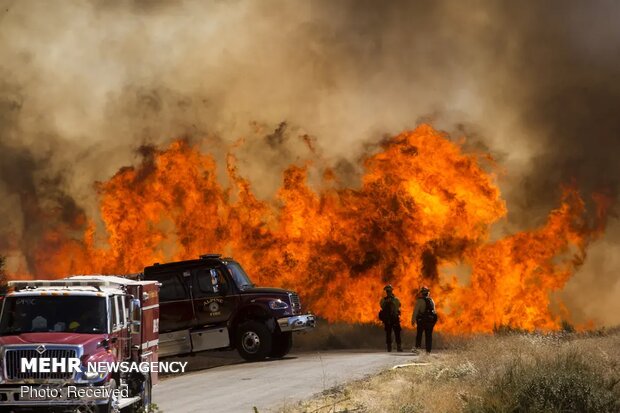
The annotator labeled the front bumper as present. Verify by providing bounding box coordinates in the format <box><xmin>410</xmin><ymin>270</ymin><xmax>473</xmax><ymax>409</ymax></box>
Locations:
<box><xmin>277</xmin><ymin>314</ymin><xmax>316</xmax><ymax>332</ymax></box>
<box><xmin>0</xmin><ymin>384</ymin><xmax>116</xmax><ymax>407</ymax></box>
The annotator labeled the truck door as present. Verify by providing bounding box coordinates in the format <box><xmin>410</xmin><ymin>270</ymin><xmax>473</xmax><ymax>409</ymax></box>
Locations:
<box><xmin>149</xmin><ymin>271</ymin><xmax>194</xmax><ymax>332</ymax></box>
<box><xmin>191</xmin><ymin>266</ymin><xmax>238</xmax><ymax>327</ymax></box>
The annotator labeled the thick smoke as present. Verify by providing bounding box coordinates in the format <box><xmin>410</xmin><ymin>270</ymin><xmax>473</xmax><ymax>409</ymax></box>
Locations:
<box><xmin>0</xmin><ymin>0</ymin><xmax>619</xmax><ymax>324</ymax></box>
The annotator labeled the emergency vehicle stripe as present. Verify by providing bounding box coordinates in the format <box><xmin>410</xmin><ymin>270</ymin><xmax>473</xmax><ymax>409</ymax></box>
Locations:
<box><xmin>142</xmin><ymin>304</ymin><xmax>159</xmax><ymax>311</ymax></box>
<box><xmin>141</xmin><ymin>339</ymin><xmax>159</xmax><ymax>349</ymax></box>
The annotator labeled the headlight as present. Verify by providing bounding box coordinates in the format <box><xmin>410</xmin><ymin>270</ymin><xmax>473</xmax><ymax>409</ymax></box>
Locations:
<box><xmin>83</xmin><ymin>370</ymin><xmax>100</xmax><ymax>380</ymax></box>
<box><xmin>269</xmin><ymin>299</ymin><xmax>289</xmax><ymax>310</ymax></box>
<box><xmin>79</xmin><ymin>363</ymin><xmax>108</xmax><ymax>383</ymax></box>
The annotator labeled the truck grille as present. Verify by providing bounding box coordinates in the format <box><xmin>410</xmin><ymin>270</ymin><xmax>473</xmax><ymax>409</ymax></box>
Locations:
<box><xmin>289</xmin><ymin>293</ymin><xmax>302</xmax><ymax>315</ymax></box>
<box><xmin>4</xmin><ymin>347</ymin><xmax>78</xmax><ymax>381</ymax></box>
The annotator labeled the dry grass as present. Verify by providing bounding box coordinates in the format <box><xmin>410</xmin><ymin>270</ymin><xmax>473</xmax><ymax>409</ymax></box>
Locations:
<box><xmin>278</xmin><ymin>327</ymin><xmax>620</xmax><ymax>413</ymax></box>
<box><xmin>293</xmin><ymin>319</ymin><xmax>457</xmax><ymax>351</ymax></box>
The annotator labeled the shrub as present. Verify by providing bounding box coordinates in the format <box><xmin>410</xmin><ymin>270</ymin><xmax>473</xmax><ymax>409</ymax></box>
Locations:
<box><xmin>465</xmin><ymin>351</ymin><xmax>620</xmax><ymax>413</ymax></box>
<box><xmin>493</xmin><ymin>324</ymin><xmax>529</xmax><ymax>336</ymax></box>
<box><xmin>561</xmin><ymin>320</ymin><xmax>576</xmax><ymax>333</ymax></box>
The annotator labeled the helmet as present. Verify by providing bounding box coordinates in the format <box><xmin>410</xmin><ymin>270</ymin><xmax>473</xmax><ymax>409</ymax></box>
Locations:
<box><xmin>383</xmin><ymin>284</ymin><xmax>393</xmax><ymax>291</ymax></box>
<box><xmin>420</xmin><ymin>286</ymin><xmax>430</xmax><ymax>294</ymax></box>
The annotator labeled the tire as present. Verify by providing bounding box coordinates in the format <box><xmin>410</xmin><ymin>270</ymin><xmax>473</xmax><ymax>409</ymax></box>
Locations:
<box><xmin>138</xmin><ymin>373</ymin><xmax>153</xmax><ymax>413</ymax></box>
<box><xmin>236</xmin><ymin>320</ymin><xmax>273</xmax><ymax>361</ymax></box>
<box><xmin>269</xmin><ymin>332</ymin><xmax>293</xmax><ymax>358</ymax></box>
<box><xmin>127</xmin><ymin>373</ymin><xmax>152</xmax><ymax>413</ymax></box>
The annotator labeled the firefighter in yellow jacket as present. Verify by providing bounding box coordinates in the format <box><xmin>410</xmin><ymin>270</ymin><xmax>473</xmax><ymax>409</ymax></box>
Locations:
<box><xmin>412</xmin><ymin>286</ymin><xmax>438</xmax><ymax>354</ymax></box>
<box><xmin>379</xmin><ymin>284</ymin><xmax>403</xmax><ymax>352</ymax></box>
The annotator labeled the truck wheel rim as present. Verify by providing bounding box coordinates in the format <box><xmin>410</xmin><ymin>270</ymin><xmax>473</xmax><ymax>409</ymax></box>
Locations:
<box><xmin>242</xmin><ymin>331</ymin><xmax>261</xmax><ymax>353</ymax></box>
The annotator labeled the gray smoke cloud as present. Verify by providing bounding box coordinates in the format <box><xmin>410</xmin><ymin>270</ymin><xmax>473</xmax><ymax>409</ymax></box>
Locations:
<box><xmin>0</xmin><ymin>0</ymin><xmax>618</xmax><ymax>324</ymax></box>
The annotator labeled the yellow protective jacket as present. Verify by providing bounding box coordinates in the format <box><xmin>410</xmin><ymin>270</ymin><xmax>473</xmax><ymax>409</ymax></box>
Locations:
<box><xmin>412</xmin><ymin>296</ymin><xmax>436</xmax><ymax>324</ymax></box>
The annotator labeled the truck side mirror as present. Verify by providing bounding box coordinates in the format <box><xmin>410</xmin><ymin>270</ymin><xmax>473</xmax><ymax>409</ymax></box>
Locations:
<box><xmin>210</xmin><ymin>268</ymin><xmax>228</xmax><ymax>295</ymax></box>
<box><xmin>100</xmin><ymin>337</ymin><xmax>118</xmax><ymax>349</ymax></box>
<box><xmin>129</xmin><ymin>298</ymin><xmax>141</xmax><ymax>334</ymax></box>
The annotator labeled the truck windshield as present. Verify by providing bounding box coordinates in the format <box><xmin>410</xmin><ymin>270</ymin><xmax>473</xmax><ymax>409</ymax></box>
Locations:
<box><xmin>226</xmin><ymin>262</ymin><xmax>255</xmax><ymax>290</ymax></box>
<box><xmin>0</xmin><ymin>296</ymin><xmax>107</xmax><ymax>335</ymax></box>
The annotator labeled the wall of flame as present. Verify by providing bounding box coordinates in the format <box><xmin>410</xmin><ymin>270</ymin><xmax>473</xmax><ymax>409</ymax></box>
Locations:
<box><xmin>19</xmin><ymin>125</ymin><xmax>609</xmax><ymax>333</ymax></box>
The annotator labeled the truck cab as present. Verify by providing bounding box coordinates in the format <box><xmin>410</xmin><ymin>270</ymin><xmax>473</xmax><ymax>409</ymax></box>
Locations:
<box><xmin>0</xmin><ymin>276</ymin><xmax>158</xmax><ymax>413</ymax></box>
<box><xmin>142</xmin><ymin>254</ymin><xmax>315</xmax><ymax>361</ymax></box>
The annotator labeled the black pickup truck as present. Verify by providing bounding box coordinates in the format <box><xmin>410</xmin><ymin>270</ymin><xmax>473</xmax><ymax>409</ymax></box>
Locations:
<box><xmin>139</xmin><ymin>254</ymin><xmax>315</xmax><ymax>361</ymax></box>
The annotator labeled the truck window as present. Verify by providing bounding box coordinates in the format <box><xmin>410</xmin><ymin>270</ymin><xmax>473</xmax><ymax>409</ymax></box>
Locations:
<box><xmin>226</xmin><ymin>262</ymin><xmax>254</xmax><ymax>290</ymax></box>
<box><xmin>192</xmin><ymin>268</ymin><xmax>227</xmax><ymax>298</ymax></box>
<box><xmin>114</xmin><ymin>295</ymin><xmax>126</xmax><ymax>328</ymax></box>
<box><xmin>0</xmin><ymin>296</ymin><xmax>107</xmax><ymax>334</ymax></box>
<box><xmin>120</xmin><ymin>295</ymin><xmax>128</xmax><ymax>327</ymax></box>
<box><xmin>110</xmin><ymin>295</ymin><xmax>121</xmax><ymax>331</ymax></box>
<box><xmin>152</xmin><ymin>273</ymin><xmax>188</xmax><ymax>302</ymax></box>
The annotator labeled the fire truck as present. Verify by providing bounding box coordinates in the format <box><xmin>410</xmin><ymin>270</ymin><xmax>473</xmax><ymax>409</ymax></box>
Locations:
<box><xmin>0</xmin><ymin>276</ymin><xmax>159</xmax><ymax>413</ymax></box>
<box><xmin>0</xmin><ymin>254</ymin><xmax>313</xmax><ymax>410</ymax></box>
<box><xmin>140</xmin><ymin>254</ymin><xmax>315</xmax><ymax>361</ymax></box>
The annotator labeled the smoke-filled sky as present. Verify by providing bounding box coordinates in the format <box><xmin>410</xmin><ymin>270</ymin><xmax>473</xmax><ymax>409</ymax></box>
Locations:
<box><xmin>1</xmin><ymin>0</ymin><xmax>619</xmax><ymax>325</ymax></box>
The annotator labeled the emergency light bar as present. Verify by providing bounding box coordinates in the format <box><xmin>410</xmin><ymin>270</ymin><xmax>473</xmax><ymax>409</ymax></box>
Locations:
<box><xmin>200</xmin><ymin>253</ymin><xmax>222</xmax><ymax>259</ymax></box>
<box><xmin>8</xmin><ymin>279</ymin><xmax>124</xmax><ymax>292</ymax></box>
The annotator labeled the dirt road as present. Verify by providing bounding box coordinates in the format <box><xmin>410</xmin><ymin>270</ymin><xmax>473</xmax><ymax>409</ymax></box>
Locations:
<box><xmin>153</xmin><ymin>350</ymin><xmax>416</xmax><ymax>413</ymax></box>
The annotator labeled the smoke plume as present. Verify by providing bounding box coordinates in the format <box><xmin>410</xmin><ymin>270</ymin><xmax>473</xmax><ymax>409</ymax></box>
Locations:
<box><xmin>0</xmin><ymin>0</ymin><xmax>619</xmax><ymax>325</ymax></box>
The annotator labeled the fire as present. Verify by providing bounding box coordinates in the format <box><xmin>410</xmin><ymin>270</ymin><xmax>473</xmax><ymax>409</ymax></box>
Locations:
<box><xmin>9</xmin><ymin>124</ymin><xmax>610</xmax><ymax>333</ymax></box>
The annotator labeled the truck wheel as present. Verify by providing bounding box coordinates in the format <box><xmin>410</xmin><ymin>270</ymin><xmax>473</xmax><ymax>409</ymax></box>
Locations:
<box><xmin>142</xmin><ymin>373</ymin><xmax>153</xmax><ymax>412</ymax></box>
<box><xmin>237</xmin><ymin>320</ymin><xmax>273</xmax><ymax>361</ymax></box>
<box><xmin>270</xmin><ymin>332</ymin><xmax>293</xmax><ymax>358</ymax></box>
<box><xmin>128</xmin><ymin>373</ymin><xmax>152</xmax><ymax>413</ymax></box>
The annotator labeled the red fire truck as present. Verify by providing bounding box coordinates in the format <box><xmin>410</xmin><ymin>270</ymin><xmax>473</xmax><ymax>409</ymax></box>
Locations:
<box><xmin>0</xmin><ymin>276</ymin><xmax>159</xmax><ymax>412</ymax></box>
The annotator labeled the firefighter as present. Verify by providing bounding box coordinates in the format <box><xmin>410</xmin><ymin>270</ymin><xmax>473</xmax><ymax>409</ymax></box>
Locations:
<box><xmin>379</xmin><ymin>284</ymin><xmax>403</xmax><ymax>352</ymax></box>
<box><xmin>412</xmin><ymin>286</ymin><xmax>438</xmax><ymax>354</ymax></box>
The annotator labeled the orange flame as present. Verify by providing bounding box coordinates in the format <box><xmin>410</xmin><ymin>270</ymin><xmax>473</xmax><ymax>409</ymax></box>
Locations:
<box><xmin>11</xmin><ymin>124</ymin><xmax>610</xmax><ymax>332</ymax></box>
